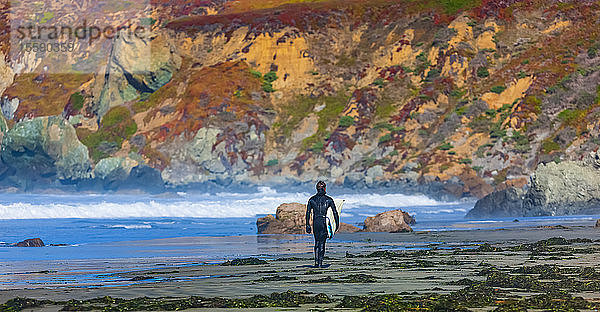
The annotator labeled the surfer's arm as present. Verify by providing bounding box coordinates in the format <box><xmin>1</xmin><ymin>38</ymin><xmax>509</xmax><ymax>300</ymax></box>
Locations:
<box><xmin>305</xmin><ymin>199</ymin><xmax>312</xmax><ymax>233</ymax></box>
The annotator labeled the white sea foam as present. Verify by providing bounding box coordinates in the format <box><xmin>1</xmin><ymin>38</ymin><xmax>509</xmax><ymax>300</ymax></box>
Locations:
<box><xmin>110</xmin><ymin>224</ymin><xmax>152</xmax><ymax>229</ymax></box>
<box><xmin>0</xmin><ymin>187</ymin><xmax>454</xmax><ymax>219</ymax></box>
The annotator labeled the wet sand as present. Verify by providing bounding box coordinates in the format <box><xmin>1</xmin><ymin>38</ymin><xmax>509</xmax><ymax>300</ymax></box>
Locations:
<box><xmin>2</xmin><ymin>226</ymin><xmax>600</xmax><ymax>311</ymax></box>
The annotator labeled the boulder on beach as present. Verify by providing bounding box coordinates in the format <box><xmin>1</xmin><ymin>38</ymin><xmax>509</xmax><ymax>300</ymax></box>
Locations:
<box><xmin>15</xmin><ymin>238</ymin><xmax>45</xmax><ymax>247</ymax></box>
<box><xmin>363</xmin><ymin>209</ymin><xmax>415</xmax><ymax>233</ymax></box>
<box><xmin>257</xmin><ymin>203</ymin><xmax>360</xmax><ymax>234</ymax></box>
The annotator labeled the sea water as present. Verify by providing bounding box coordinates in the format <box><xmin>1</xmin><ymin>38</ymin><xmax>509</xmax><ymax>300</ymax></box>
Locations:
<box><xmin>0</xmin><ymin>187</ymin><xmax>598</xmax><ymax>289</ymax></box>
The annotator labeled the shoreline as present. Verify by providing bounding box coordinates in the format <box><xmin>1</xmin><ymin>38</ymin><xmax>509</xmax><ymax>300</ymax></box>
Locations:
<box><xmin>2</xmin><ymin>225</ymin><xmax>600</xmax><ymax>311</ymax></box>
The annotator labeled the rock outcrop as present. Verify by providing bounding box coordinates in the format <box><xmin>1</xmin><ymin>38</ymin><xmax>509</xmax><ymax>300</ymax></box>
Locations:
<box><xmin>0</xmin><ymin>114</ymin><xmax>6</xmax><ymax>141</ymax></box>
<box><xmin>596</xmin><ymin>219</ymin><xmax>600</xmax><ymax>228</ymax></box>
<box><xmin>15</xmin><ymin>238</ymin><xmax>45</xmax><ymax>247</ymax></box>
<box><xmin>522</xmin><ymin>155</ymin><xmax>600</xmax><ymax>216</ymax></box>
<box><xmin>469</xmin><ymin>152</ymin><xmax>600</xmax><ymax>218</ymax></box>
<box><xmin>0</xmin><ymin>116</ymin><xmax>92</xmax><ymax>182</ymax></box>
<box><xmin>363</xmin><ymin>209</ymin><xmax>415</xmax><ymax>233</ymax></box>
<box><xmin>78</xmin><ymin>156</ymin><xmax>165</xmax><ymax>193</ymax></box>
<box><xmin>95</xmin><ymin>33</ymin><xmax>181</xmax><ymax>117</ymax></box>
<box><xmin>257</xmin><ymin>202</ymin><xmax>360</xmax><ymax>234</ymax></box>
<box><xmin>466</xmin><ymin>187</ymin><xmax>526</xmax><ymax>218</ymax></box>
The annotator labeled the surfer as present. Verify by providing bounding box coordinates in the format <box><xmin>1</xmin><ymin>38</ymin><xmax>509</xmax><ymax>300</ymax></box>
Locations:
<box><xmin>305</xmin><ymin>181</ymin><xmax>339</xmax><ymax>268</ymax></box>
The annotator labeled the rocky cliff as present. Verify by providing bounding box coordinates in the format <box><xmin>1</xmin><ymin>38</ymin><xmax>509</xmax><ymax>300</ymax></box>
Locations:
<box><xmin>1</xmin><ymin>0</ymin><xmax>599</xmax><ymax>197</ymax></box>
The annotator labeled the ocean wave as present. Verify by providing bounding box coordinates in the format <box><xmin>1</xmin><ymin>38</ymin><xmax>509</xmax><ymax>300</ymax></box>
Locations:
<box><xmin>0</xmin><ymin>188</ymin><xmax>455</xmax><ymax>219</ymax></box>
<box><xmin>109</xmin><ymin>224</ymin><xmax>152</xmax><ymax>229</ymax></box>
<box><xmin>341</xmin><ymin>193</ymin><xmax>456</xmax><ymax>209</ymax></box>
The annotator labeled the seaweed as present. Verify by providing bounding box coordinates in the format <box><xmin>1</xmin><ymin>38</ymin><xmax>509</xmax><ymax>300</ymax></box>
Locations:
<box><xmin>256</xmin><ymin>275</ymin><xmax>298</xmax><ymax>282</ymax></box>
<box><xmin>56</xmin><ymin>291</ymin><xmax>332</xmax><ymax>311</ymax></box>
<box><xmin>0</xmin><ymin>298</ymin><xmax>52</xmax><ymax>312</ymax></box>
<box><xmin>303</xmin><ymin>273</ymin><xmax>379</xmax><ymax>284</ymax></box>
<box><xmin>221</xmin><ymin>257</ymin><xmax>268</xmax><ymax>266</ymax></box>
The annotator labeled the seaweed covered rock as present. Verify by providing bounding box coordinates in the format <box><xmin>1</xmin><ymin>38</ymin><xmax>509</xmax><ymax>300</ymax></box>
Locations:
<box><xmin>221</xmin><ymin>257</ymin><xmax>268</xmax><ymax>266</ymax></box>
<box><xmin>257</xmin><ymin>203</ymin><xmax>360</xmax><ymax>234</ymax></box>
<box><xmin>363</xmin><ymin>209</ymin><xmax>415</xmax><ymax>233</ymax></box>
<box><xmin>0</xmin><ymin>116</ymin><xmax>91</xmax><ymax>182</ymax></box>
<box><xmin>466</xmin><ymin>187</ymin><xmax>526</xmax><ymax>219</ymax></box>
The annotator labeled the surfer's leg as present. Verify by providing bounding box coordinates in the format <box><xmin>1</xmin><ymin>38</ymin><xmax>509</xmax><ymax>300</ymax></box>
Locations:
<box><xmin>313</xmin><ymin>240</ymin><xmax>319</xmax><ymax>267</ymax></box>
<box><xmin>318</xmin><ymin>239</ymin><xmax>326</xmax><ymax>267</ymax></box>
<box><xmin>313</xmin><ymin>230</ymin><xmax>320</xmax><ymax>267</ymax></box>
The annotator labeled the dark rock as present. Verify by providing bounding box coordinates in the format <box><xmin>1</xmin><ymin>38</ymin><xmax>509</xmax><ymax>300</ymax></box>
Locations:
<box><xmin>363</xmin><ymin>209</ymin><xmax>414</xmax><ymax>233</ymax></box>
<box><xmin>466</xmin><ymin>187</ymin><xmax>525</xmax><ymax>218</ymax></box>
<box><xmin>15</xmin><ymin>238</ymin><xmax>44</xmax><ymax>247</ymax></box>
<box><xmin>123</xmin><ymin>165</ymin><xmax>165</xmax><ymax>194</ymax></box>
<box><xmin>79</xmin><ymin>158</ymin><xmax>165</xmax><ymax>193</ymax></box>
<box><xmin>596</xmin><ymin>219</ymin><xmax>600</xmax><ymax>228</ymax></box>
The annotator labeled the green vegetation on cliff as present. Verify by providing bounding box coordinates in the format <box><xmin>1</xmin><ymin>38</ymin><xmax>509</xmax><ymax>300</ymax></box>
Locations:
<box><xmin>79</xmin><ymin>107</ymin><xmax>138</xmax><ymax>162</ymax></box>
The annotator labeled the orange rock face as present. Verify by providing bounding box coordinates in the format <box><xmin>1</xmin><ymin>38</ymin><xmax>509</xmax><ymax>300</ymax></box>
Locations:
<box><xmin>363</xmin><ymin>209</ymin><xmax>415</xmax><ymax>233</ymax></box>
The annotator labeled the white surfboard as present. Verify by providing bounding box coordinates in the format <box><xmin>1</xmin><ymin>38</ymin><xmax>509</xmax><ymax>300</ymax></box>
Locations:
<box><xmin>326</xmin><ymin>199</ymin><xmax>344</xmax><ymax>239</ymax></box>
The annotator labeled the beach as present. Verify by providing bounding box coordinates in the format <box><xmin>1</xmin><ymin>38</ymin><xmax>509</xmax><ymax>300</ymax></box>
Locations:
<box><xmin>2</xmin><ymin>225</ymin><xmax>600</xmax><ymax>311</ymax></box>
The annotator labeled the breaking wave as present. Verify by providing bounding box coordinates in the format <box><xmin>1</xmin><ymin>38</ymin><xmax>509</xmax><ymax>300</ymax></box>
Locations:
<box><xmin>0</xmin><ymin>187</ymin><xmax>456</xmax><ymax>219</ymax></box>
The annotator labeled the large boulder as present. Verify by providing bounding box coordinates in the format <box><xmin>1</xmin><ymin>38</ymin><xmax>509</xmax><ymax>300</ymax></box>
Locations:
<box><xmin>466</xmin><ymin>187</ymin><xmax>526</xmax><ymax>219</ymax></box>
<box><xmin>0</xmin><ymin>116</ymin><xmax>92</xmax><ymax>182</ymax></box>
<box><xmin>363</xmin><ymin>209</ymin><xmax>415</xmax><ymax>233</ymax></box>
<box><xmin>257</xmin><ymin>203</ymin><xmax>307</xmax><ymax>234</ymax></box>
<box><xmin>257</xmin><ymin>203</ymin><xmax>360</xmax><ymax>234</ymax></box>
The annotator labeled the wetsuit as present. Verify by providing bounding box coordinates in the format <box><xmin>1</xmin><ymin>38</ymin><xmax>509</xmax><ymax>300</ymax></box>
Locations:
<box><xmin>306</xmin><ymin>189</ymin><xmax>339</xmax><ymax>267</ymax></box>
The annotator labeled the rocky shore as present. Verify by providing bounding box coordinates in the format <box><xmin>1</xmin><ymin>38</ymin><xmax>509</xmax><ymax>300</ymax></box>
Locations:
<box><xmin>2</xmin><ymin>226</ymin><xmax>600</xmax><ymax>311</ymax></box>
<box><xmin>468</xmin><ymin>151</ymin><xmax>600</xmax><ymax>218</ymax></box>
